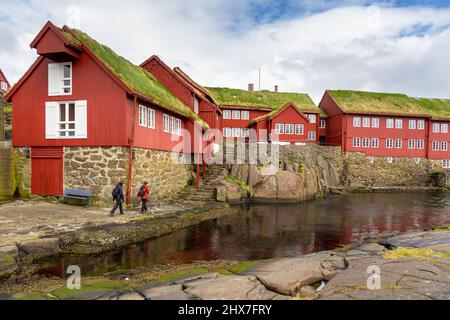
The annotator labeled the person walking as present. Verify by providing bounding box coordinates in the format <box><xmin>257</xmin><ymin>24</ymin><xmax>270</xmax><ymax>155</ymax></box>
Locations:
<box><xmin>137</xmin><ymin>181</ymin><xmax>150</xmax><ymax>214</ymax></box>
<box><xmin>110</xmin><ymin>182</ymin><xmax>124</xmax><ymax>216</ymax></box>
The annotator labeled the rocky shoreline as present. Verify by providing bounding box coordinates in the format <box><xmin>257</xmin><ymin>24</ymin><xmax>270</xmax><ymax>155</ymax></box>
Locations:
<box><xmin>1</xmin><ymin>227</ymin><xmax>449</xmax><ymax>300</ymax></box>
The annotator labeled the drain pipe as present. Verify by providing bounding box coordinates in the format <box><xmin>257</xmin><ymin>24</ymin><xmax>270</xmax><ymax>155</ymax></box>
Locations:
<box><xmin>126</xmin><ymin>95</ymin><xmax>137</xmax><ymax>205</ymax></box>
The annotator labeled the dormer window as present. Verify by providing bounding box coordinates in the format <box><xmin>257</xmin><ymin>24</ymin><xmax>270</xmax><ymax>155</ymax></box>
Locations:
<box><xmin>0</xmin><ymin>81</ymin><xmax>7</xmax><ymax>91</ymax></box>
<box><xmin>48</xmin><ymin>62</ymin><xmax>72</xmax><ymax>96</ymax></box>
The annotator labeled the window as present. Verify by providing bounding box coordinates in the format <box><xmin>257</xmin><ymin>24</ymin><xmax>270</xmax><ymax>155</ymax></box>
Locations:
<box><xmin>353</xmin><ymin>117</ymin><xmax>361</xmax><ymax>127</ymax></box>
<box><xmin>408</xmin><ymin>139</ymin><xmax>416</xmax><ymax>149</ymax></box>
<box><xmin>308</xmin><ymin>114</ymin><xmax>317</xmax><ymax>124</ymax></box>
<box><xmin>139</xmin><ymin>105</ymin><xmax>147</xmax><ymax>127</ymax></box>
<box><xmin>285</xmin><ymin>124</ymin><xmax>294</xmax><ymax>135</ymax></box>
<box><xmin>418</xmin><ymin>120</ymin><xmax>425</xmax><ymax>130</ymax></box>
<box><xmin>395</xmin><ymin>139</ymin><xmax>402</xmax><ymax>149</ymax></box>
<box><xmin>232</xmin><ymin>128</ymin><xmax>241</xmax><ymax>138</ymax></box>
<box><xmin>295</xmin><ymin>124</ymin><xmax>304</xmax><ymax>135</ymax></box>
<box><xmin>48</xmin><ymin>62</ymin><xmax>72</xmax><ymax>96</ymax></box>
<box><xmin>395</xmin><ymin>119</ymin><xmax>403</xmax><ymax>129</ymax></box>
<box><xmin>194</xmin><ymin>97</ymin><xmax>199</xmax><ymax>114</ymax></box>
<box><xmin>353</xmin><ymin>137</ymin><xmax>361</xmax><ymax>148</ymax></box>
<box><xmin>442</xmin><ymin>141</ymin><xmax>448</xmax><ymax>151</ymax></box>
<box><xmin>223</xmin><ymin>127</ymin><xmax>231</xmax><ymax>137</ymax></box>
<box><xmin>387</xmin><ymin>157</ymin><xmax>394</xmax><ymax>164</ymax></box>
<box><xmin>369</xmin><ymin>156</ymin><xmax>375</xmax><ymax>164</ymax></box>
<box><xmin>232</xmin><ymin>110</ymin><xmax>240</xmax><ymax>120</ymax></box>
<box><xmin>242</xmin><ymin>128</ymin><xmax>250</xmax><ymax>138</ymax></box>
<box><xmin>372</xmin><ymin>118</ymin><xmax>379</xmax><ymax>128</ymax></box>
<box><xmin>308</xmin><ymin>131</ymin><xmax>316</xmax><ymax>141</ymax></box>
<box><xmin>415</xmin><ymin>158</ymin><xmax>421</xmax><ymax>164</ymax></box>
<box><xmin>0</xmin><ymin>81</ymin><xmax>7</xmax><ymax>91</ymax></box>
<box><xmin>386</xmin><ymin>138</ymin><xmax>394</xmax><ymax>149</ymax></box>
<box><xmin>443</xmin><ymin>160</ymin><xmax>450</xmax><ymax>169</ymax></box>
<box><xmin>241</xmin><ymin>111</ymin><xmax>250</xmax><ymax>120</ymax></box>
<box><xmin>372</xmin><ymin>138</ymin><xmax>379</xmax><ymax>148</ymax></box>
<box><xmin>170</xmin><ymin>117</ymin><xmax>176</xmax><ymax>134</ymax></box>
<box><xmin>442</xmin><ymin>123</ymin><xmax>448</xmax><ymax>134</ymax></box>
<box><xmin>363</xmin><ymin>118</ymin><xmax>370</xmax><ymax>128</ymax></box>
<box><xmin>45</xmin><ymin>100</ymin><xmax>87</xmax><ymax>139</ymax></box>
<box><xmin>432</xmin><ymin>141</ymin><xmax>440</xmax><ymax>151</ymax></box>
<box><xmin>148</xmin><ymin>109</ymin><xmax>155</xmax><ymax>129</ymax></box>
<box><xmin>275</xmin><ymin>123</ymin><xmax>284</xmax><ymax>134</ymax></box>
<box><xmin>319</xmin><ymin>119</ymin><xmax>326</xmax><ymax>129</ymax></box>
<box><xmin>417</xmin><ymin>140</ymin><xmax>425</xmax><ymax>149</ymax></box>
<box><xmin>362</xmin><ymin>138</ymin><xmax>370</xmax><ymax>148</ymax></box>
<box><xmin>386</xmin><ymin>119</ymin><xmax>394</xmax><ymax>129</ymax></box>
<box><xmin>409</xmin><ymin>119</ymin><xmax>416</xmax><ymax>130</ymax></box>
<box><xmin>163</xmin><ymin>114</ymin><xmax>170</xmax><ymax>132</ymax></box>
<box><xmin>223</xmin><ymin>110</ymin><xmax>231</xmax><ymax>119</ymax></box>
<box><xmin>175</xmin><ymin>119</ymin><xmax>181</xmax><ymax>135</ymax></box>
<box><xmin>433</xmin><ymin>123</ymin><xmax>440</xmax><ymax>133</ymax></box>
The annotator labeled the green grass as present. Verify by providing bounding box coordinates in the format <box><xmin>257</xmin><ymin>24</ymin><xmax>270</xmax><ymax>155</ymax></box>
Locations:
<box><xmin>227</xmin><ymin>260</ymin><xmax>270</xmax><ymax>274</ymax></box>
<box><xmin>328</xmin><ymin>90</ymin><xmax>450</xmax><ymax>120</ymax></box>
<box><xmin>384</xmin><ymin>248</ymin><xmax>450</xmax><ymax>262</ymax></box>
<box><xmin>226</xmin><ymin>176</ymin><xmax>251</xmax><ymax>192</ymax></box>
<box><xmin>67</xmin><ymin>28</ymin><xmax>208</xmax><ymax>129</ymax></box>
<box><xmin>206</xmin><ymin>87</ymin><xmax>319</xmax><ymax>111</ymax></box>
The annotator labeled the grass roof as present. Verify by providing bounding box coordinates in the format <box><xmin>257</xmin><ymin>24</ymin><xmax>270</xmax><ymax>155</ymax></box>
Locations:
<box><xmin>206</xmin><ymin>87</ymin><xmax>319</xmax><ymax>112</ymax></box>
<box><xmin>174</xmin><ymin>67</ymin><xmax>219</xmax><ymax>105</ymax></box>
<box><xmin>67</xmin><ymin>28</ymin><xmax>207</xmax><ymax>128</ymax></box>
<box><xmin>412</xmin><ymin>98</ymin><xmax>450</xmax><ymax>121</ymax></box>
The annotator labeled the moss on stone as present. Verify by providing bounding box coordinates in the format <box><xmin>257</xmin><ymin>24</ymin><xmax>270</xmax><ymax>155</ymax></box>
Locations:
<box><xmin>226</xmin><ymin>176</ymin><xmax>251</xmax><ymax>192</ymax></box>
<box><xmin>227</xmin><ymin>259</ymin><xmax>271</xmax><ymax>274</ymax></box>
<box><xmin>384</xmin><ymin>247</ymin><xmax>450</xmax><ymax>262</ymax></box>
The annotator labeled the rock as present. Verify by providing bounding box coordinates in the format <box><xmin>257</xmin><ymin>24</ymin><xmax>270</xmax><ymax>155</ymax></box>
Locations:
<box><xmin>304</xmin><ymin>252</ymin><xmax>347</xmax><ymax>270</ymax></box>
<box><xmin>224</xmin><ymin>182</ymin><xmax>242</xmax><ymax>202</ymax></box>
<box><xmin>253</xmin><ymin>175</ymin><xmax>277</xmax><ymax>200</ymax></box>
<box><xmin>244</xmin><ymin>258</ymin><xmax>329</xmax><ymax>296</ymax></box>
<box><xmin>298</xmin><ymin>286</ymin><xmax>319</xmax><ymax>300</ymax></box>
<box><xmin>215</xmin><ymin>186</ymin><xmax>227</xmax><ymax>202</ymax></box>
<box><xmin>17</xmin><ymin>238</ymin><xmax>60</xmax><ymax>258</ymax></box>
<box><xmin>380</xmin><ymin>231</ymin><xmax>450</xmax><ymax>253</ymax></box>
<box><xmin>117</xmin><ymin>292</ymin><xmax>145</xmax><ymax>300</ymax></box>
<box><xmin>357</xmin><ymin>243</ymin><xmax>388</xmax><ymax>254</ymax></box>
<box><xmin>183</xmin><ymin>275</ymin><xmax>280</xmax><ymax>300</ymax></box>
<box><xmin>276</xmin><ymin>171</ymin><xmax>302</xmax><ymax>200</ymax></box>
<box><xmin>138</xmin><ymin>284</ymin><xmax>194</xmax><ymax>300</ymax></box>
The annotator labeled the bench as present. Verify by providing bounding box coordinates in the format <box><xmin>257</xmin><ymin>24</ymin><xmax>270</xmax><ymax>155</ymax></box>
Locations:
<box><xmin>63</xmin><ymin>189</ymin><xmax>92</xmax><ymax>206</ymax></box>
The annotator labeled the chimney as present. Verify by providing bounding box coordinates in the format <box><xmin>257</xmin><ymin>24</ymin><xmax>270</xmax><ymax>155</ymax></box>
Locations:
<box><xmin>274</xmin><ymin>85</ymin><xmax>279</xmax><ymax>93</ymax></box>
<box><xmin>248</xmin><ymin>83</ymin><xmax>254</xmax><ymax>92</ymax></box>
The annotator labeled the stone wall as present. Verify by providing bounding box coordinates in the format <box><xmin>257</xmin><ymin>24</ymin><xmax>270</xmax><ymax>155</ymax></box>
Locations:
<box><xmin>130</xmin><ymin>148</ymin><xmax>193</xmax><ymax>204</ymax></box>
<box><xmin>0</xmin><ymin>144</ymin><xmax>31</xmax><ymax>200</ymax></box>
<box><xmin>14</xmin><ymin>147</ymin><xmax>31</xmax><ymax>198</ymax></box>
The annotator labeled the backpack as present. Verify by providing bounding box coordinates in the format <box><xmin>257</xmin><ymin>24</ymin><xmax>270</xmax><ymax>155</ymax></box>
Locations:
<box><xmin>138</xmin><ymin>186</ymin><xmax>146</xmax><ymax>198</ymax></box>
<box><xmin>112</xmin><ymin>186</ymin><xmax>119</xmax><ymax>198</ymax></box>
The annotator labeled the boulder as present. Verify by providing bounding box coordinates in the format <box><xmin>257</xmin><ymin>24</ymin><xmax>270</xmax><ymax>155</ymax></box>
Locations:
<box><xmin>17</xmin><ymin>238</ymin><xmax>60</xmax><ymax>258</ymax></box>
<box><xmin>253</xmin><ymin>175</ymin><xmax>277</xmax><ymax>200</ymax></box>
<box><xmin>380</xmin><ymin>231</ymin><xmax>450</xmax><ymax>253</ymax></box>
<box><xmin>138</xmin><ymin>284</ymin><xmax>194</xmax><ymax>300</ymax></box>
<box><xmin>215</xmin><ymin>186</ymin><xmax>227</xmax><ymax>202</ymax></box>
<box><xmin>276</xmin><ymin>171</ymin><xmax>302</xmax><ymax>200</ymax></box>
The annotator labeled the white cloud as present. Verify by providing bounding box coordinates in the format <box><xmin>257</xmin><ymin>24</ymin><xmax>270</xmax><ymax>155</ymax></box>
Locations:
<box><xmin>1</xmin><ymin>0</ymin><xmax>450</xmax><ymax>103</ymax></box>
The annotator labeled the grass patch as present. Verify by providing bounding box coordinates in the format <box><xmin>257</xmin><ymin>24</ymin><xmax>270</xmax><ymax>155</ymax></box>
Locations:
<box><xmin>206</xmin><ymin>87</ymin><xmax>318</xmax><ymax>111</ymax></box>
<box><xmin>227</xmin><ymin>259</ymin><xmax>270</xmax><ymax>274</ymax></box>
<box><xmin>384</xmin><ymin>248</ymin><xmax>450</xmax><ymax>262</ymax></box>
<box><xmin>226</xmin><ymin>176</ymin><xmax>251</xmax><ymax>192</ymax></box>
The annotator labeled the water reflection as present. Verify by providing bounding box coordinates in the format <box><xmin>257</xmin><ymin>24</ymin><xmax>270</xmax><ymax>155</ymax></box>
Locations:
<box><xmin>38</xmin><ymin>193</ymin><xmax>450</xmax><ymax>277</ymax></box>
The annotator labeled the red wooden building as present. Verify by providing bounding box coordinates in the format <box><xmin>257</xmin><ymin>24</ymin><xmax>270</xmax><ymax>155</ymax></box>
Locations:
<box><xmin>319</xmin><ymin>90</ymin><xmax>450</xmax><ymax>167</ymax></box>
<box><xmin>0</xmin><ymin>68</ymin><xmax>10</xmax><ymax>93</ymax></box>
<box><xmin>206</xmin><ymin>86</ymin><xmax>320</xmax><ymax>143</ymax></box>
<box><xmin>6</xmin><ymin>21</ymin><xmax>208</xmax><ymax>201</ymax></box>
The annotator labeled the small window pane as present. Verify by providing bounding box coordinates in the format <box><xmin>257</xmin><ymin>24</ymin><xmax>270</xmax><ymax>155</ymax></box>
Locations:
<box><xmin>60</xmin><ymin>104</ymin><xmax>66</xmax><ymax>121</ymax></box>
<box><xmin>69</xmin><ymin>104</ymin><xmax>75</xmax><ymax>121</ymax></box>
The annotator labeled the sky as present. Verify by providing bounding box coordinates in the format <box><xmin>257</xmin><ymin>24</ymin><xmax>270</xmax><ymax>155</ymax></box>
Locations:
<box><xmin>1</xmin><ymin>0</ymin><xmax>450</xmax><ymax>103</ymax></box>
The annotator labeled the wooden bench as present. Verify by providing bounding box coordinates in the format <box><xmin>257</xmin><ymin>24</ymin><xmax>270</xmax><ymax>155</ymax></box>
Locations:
<box><xmin>63</xmin><ymin>189</ymin><xmax>92</xmax><ymax>206</ymax></box>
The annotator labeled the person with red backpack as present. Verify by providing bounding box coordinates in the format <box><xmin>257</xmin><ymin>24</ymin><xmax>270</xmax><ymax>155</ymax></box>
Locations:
<box><xmin>137</xmin><ymin>181</ymin><xmax>150</xmax><ymax>214</ymax></box>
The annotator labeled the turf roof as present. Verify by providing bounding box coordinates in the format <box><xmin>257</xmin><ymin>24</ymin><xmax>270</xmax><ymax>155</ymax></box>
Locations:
<box><xmin>206</xmin><ymin>87</ymin><xmax>319</xmax><ymax>112</ymax></box>
<box><xmin>66</xmin><ymin>28</ymin><xmax>208</xmax><ymax>128</ymax></box>
<box><xmin>327</xmin><ymin>90</ymin><xmax>450</xmax><ymax>120</ymax></box>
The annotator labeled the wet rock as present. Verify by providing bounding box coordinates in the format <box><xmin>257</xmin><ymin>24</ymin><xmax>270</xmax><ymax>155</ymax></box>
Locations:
<box><xmin>139</xmin><ymin>284</ymin><xmax>195</xmax><ymax>300</ymax></box>
<box><xmin>244</xmin><ymin>257</ymin><xmax>332</xmax><ymax>296</ymax></box>
<box><xmin>17</xmin><ymin>238</ymin><xmax>60</xmax><ymax>258</ymax></box>
<box><xmin>380</xmin><ymin>231</ymin><xmax>450</xmax><ymax>253</ymax></box>
<box><xmin>183</xmin><ymin>274</ymin><xmax>280</xmax><ymax>300</ymax></box>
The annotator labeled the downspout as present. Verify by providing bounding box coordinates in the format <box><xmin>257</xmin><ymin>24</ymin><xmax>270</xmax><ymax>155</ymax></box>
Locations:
<box><xmin>126</xmin><ymin>95</ymin><xmax>137</xmax><ymax>205</ymax></box>
<box><xmin>425</xmin><ymin>117</ymin><xmax>431</xmax><ymax>159</ymax></box>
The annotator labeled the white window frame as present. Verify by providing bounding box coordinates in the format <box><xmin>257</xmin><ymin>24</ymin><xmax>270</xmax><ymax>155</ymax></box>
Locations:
<box><xmin>241</xmin><ymin>111</ymin><xmax>250</xmax><ymax>120</ymax></box>
<box><xmin>163</xmin><ymin>114</ymin><xmax>170</xmax><ymax>133</ymax></box>
<box><xmin>386</xmin><ymin>119</ymin><xmax>394</xmax><ymax>129</ymax></box>
<box><xmin>232</xmin><ymin>110</ymin><xmax>241</xmax><ymax>120</ymax></box>
<box><xmin>362</xmin><ymin>118</ymin><xmax>370</xmax><ymax>128</ymax></box>
<box><xmin>371</xmin><ymin>138</ymin><xmax>379</xmax><ymax>148</ymax></box>
<box><xmin>275</xmin><ymin>123</ymin><xmax>284</xmax><ymax>134</ymax></box>
<box><xmin>362</xmin><ymin>138</ymin><xmax>370</xmax><ymax>148</ymax></box>
<box><xmin>308</xmin><ymin>114</ymin><xmax>317</xmax><ymax>124</ymax></box>
<box><xmin>442</xmin><ymin>141</ymin><xmax>448</xmax><ymax>152</ymax></box>
<box><xmin>48</xmin><ymin>62</ymin><xmax>72</xmax><ymax>96</ymax></box>
<box><xmin>223</xmin><ymin>110</ymin><xmax>232</xmax><ymax>120</ymax></box>
<box><xmin>417</xmin><ymin>140</ymin><xmax>425</xmax><ymax>150</ymax></box>
<box><xmin>319</xmin><ymin>119</ymin><xmax>326</xmax><ymax>129</ymax></box>
<box><xmin>175</xmin><ymin>119</ymin><xmax>181</xmax><ymax>135</ymax></box>
<box><xmin>417</xmin><ymin>120</ymin><xmax>425</xmax><ymax>130</ymax></box>
<box><xmin>353</xmin><ymin>117</ymin><xmax>361</xmax><ymax>128</ymax></box>
<box><xmin>395</xmin><ymin>119</ymin><xmax>403</xmax><ymax>129</ymax></box>
<box><xmin>295</xmin><ymin>124</ymin><xmax>304</xmax><ymax>135</ymax></box>
<box><xmin>232</xmin><ymin>128</ymin><xmax>241</xmax><ymax>138</ymax></box>
<box><xmin>45</xmin><ymin>100</ymin><xmax>87</xmax><ymax>139</ymax></box>
<box><xmin>369</xmin><ymin>156</ymin><xmax>375</xmax><ymax>164</ymax></box>
<box><xmin>139</xmin><ymin>105</ymin><xmax>147</xmax><ymax>127</ymax></box>
<box><xmin>353</xmin><ymin>137</ymin><xmax>361</xmax><ymax>148</ymax></box>
<box><xmin>443</xmin><ymin>160</ymin><xmax>450</xmax><ymax>169</ymax></box>
<box><xmin>372</xmin><ymin>118</ymin><xmax>379</xmax><ymax>128</ymax></box>
<box><xmin>395</xmin><ymin>139</ymin><xmax>403</xmax><ymax>149</ymax></box>
<box><xmin>408</xmin><ymin>119</ymin><xmax>416</xmax><ymax>130</ymax></box>
<box><xmin>308</xmin><ymin>131</ymin><xmax>316</xmax><ymax>141</ymax></box>
<box><xmin>0</xmin><ymin>81</ymin><xmax>7</xmax><ymax>91</ymax></box>
<box><xmin>441</xmin><ymin>123</ymin><xmax>448</xmax><ymax>134</ymax></box>
<box><xmin>432</xmin><ymin>141</ymin><xmax>440</xmax><ymax>151</ymax></box>
<box><xmin>386</xmin><ymin>138</ymin><xmax>394</xmax><ymax>149</ymax></box>
<box><xmin>285</xmin><ymin>124</ymin><xmax>294</xmax><ymax>135</ymax></box>
<box><xmin>170</xmin><ymin>116</ymin><xmax>176</xmax><ymax>134</ymax></box>
<box><xmin>415</xmin><ymin>158</ymin><xmax>421</xmax><ymax>164</ymax></box>
<box><xmin>408</xmin><ymin>139</ymin><xmax>416</xmax><ymax>149</ymax></box>
<box><xmin>433</xmin><ymin>123</ymin><xmax>440</xmax><ymax>133</ymax></box>
<box><xmin>241</xmin><ymin>128</ymin><xmax>250</xmax><ymax>138</ymax></box>
<box><xmin>194</xmin><ymin>97</ymin><xmax>199</xmax><ymax>114</ymax></box>
<box><xmin>223</xmin><ymin>127</ymin><xmax>232</xmax><ymax>138</ymax></box>
<box><xmin>387</xmin><ymin>157</ymin><xmax>394</xmax><ymax>164</ymax></box>
<box><xmin>148</xmin><ymin>108</ymin><xmax>155</xmax><ymax>129</ymax></box>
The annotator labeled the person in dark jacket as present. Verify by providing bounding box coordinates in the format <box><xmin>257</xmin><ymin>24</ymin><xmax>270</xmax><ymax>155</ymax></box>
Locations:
<box><xmin>137</xmin><ymin>181</ymin><xmax>150</xmax><ymax>214</ymax></box>
<box><xmin>110</xmin><ymin>182</ymin><xmax>124</xmax><ymax>216</ymax></box>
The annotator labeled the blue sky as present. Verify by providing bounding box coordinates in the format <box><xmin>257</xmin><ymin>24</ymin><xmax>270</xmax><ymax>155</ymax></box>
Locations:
<box><xmin>1</xmin><ymin>0</ymin><xmax>450</xmax><ymax>103</ymax></box>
